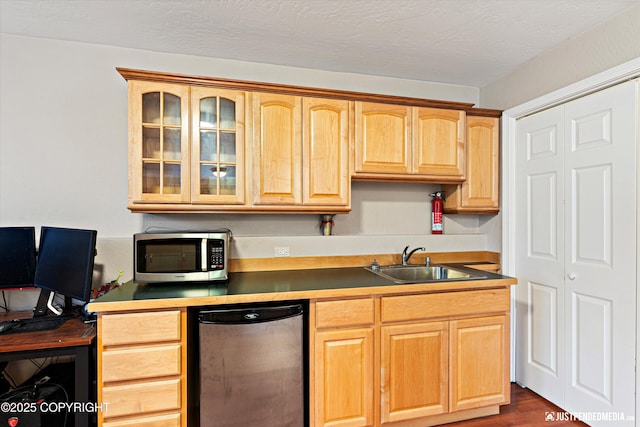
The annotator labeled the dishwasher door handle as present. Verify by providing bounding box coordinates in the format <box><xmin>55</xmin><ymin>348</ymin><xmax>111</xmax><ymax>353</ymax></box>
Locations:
<box><xmin>198</xmin><ymin>304</ymin><xmax>303</xmax><ymax>324</ymax></box>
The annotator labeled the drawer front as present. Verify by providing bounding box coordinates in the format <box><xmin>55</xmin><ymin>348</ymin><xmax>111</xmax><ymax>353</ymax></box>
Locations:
<box><xmin>315</xmin><ymin>298</ymin><xmax>375</xmax><ymax>328</ymax></box>
<box><xmin>101</xmin><ymin>310</ymin><xmax>181</xmax><ymax>346</ymax></box>
<box><xmin>381</xmin><ymin>288</ymin><xmax>510</xmax><ymax>323</ymax></box>
<box><xmin>103</xmin><ymin>413</ymin><xmax>181</xmax><ymax>427</ymax></box>
<box><xmin>102</xmin><ymin>344</ymin><xmax>181</xmax><ymax>382</ymax></box>
<box><xmin>102</xmin><ymin>378</ymin><xmax>181</xmax><ymax>419</ymax></box>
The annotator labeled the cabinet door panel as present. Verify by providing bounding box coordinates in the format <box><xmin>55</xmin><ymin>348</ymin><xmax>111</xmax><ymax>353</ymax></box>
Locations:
<box><xmin>303</xmin><ymin>98</ymin><xmax>351</xmax><ymax>206</ymax></box>
<box><xmin>381</xmin><ymin>322</ymin><xmax>449</xmax><ymax>423</ymax></box>
<box><xmin>355</xmin><ymin>102</ymin><xmax>411</xmax><ymax>174</ymax></box>
<box><xmin>190</xmin><ymin>87</ymin><xmax>245</xmax><ymax>205</ymax></box>
<box><xmin>314</xmin><ymin>328</ymin><xmax>374</xmax><ymax>427</ymax></box>
<box><xmin>252</xmin><ymin>93</ymin><xmax>302</xmax><ymax>205</ymax></box>
<box><xmin>129</xmin><ymin>81</ymin><xmax>190</xmax><ymax>204</ymax></box>
<box><xmin>413</xmin><ymin>108</ymin><xmax>465</xmax><ymax>178</ymax></box>
<box><xmin>462</xmin><ymin>116</ymin><xmax>499</xmax><ymax>208</ymax></box>
<box><xmin>449</xmin><ymin>315</ymin><xmax>510</xmax><ymax>411</ymax></box>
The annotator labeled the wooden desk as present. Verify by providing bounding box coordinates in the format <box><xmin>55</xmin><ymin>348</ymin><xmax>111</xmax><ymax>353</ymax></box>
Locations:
<box><xmin>0</xmin><ymin>311</ymin><xmax>96</xmax><ymax>427</ymax></box>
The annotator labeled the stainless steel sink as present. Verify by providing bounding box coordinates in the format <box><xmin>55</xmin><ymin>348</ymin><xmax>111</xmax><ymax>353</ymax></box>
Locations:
<box><xmin>365</xmin><ymin>264</ymin><xmax>486</xmax><ymax>284</ymax></box>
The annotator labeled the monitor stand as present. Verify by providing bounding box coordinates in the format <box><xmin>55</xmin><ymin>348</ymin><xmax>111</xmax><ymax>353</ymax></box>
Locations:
<box><xmin>33</xmin><ymin>290</ymin><xmax>69</xmax><ymax>317</ymax></box>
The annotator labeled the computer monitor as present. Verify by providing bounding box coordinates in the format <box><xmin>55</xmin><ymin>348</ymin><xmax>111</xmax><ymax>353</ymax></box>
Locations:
<box><xmin>33</xmin><ymin>226</ymin><xmax>97</xmax><ymax>316</ymax></box>
<box><xmin>0</xmin><ymin>227</ymin><xmax>37</xmax><ymax>289</ymax></box>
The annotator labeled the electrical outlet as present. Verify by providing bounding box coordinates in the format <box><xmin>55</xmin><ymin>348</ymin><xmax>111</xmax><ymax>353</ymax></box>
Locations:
<box><xmin>274</xmin><ymin>246</ymin><xmax>290</xmax><ymax>257</ymax></box>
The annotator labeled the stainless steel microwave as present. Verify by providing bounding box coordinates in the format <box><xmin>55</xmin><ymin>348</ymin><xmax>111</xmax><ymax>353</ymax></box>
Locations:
<box><xmin>134</xmin><ymin>230</ymin><xmax>231</xmax><ymax>283</ymax></box>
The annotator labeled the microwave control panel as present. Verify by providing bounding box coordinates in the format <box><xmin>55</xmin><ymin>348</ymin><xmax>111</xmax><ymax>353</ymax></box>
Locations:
<box><xmin>208</xmin><ymin>239</ymin><xmax>225</xmax><ymax>270</ymax></box>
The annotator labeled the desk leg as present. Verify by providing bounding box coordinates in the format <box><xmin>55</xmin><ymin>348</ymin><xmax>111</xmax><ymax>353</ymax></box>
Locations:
<box><xmin>74</xmin><ymin>345</ymin><xmax>91</xmax><ymax>427</ymax></box>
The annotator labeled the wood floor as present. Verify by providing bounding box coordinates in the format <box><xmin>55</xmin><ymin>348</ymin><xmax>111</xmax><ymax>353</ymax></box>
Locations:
<box><xmin>446</xmin><ymin>383</ymin><xmax>589</xmax><ymax>427</ymax></box>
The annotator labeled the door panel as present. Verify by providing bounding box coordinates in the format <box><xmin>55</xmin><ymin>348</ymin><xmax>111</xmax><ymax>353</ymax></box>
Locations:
<box><xmin>528</xmin><ymin>282</ymin><xmax>558</xmax><ymax>376</ymax></box>
<box><xmin>516</xmin><ymin>80</ymin><xmax>636</xmax><ymax>425</ymax></box>
<box><xmin>562</xmin><ymin>81</ymin><xmax>636</xmax><ymax>419</ymax></box>
<box><xmin>515</xmin><ymin>105</ymin><xmax>565</xmax><ymax>405</ymax></box>
<box><xmin>571</xmin><ymin>292</ymin><xmax>612</xmax><ymax>402</ymax></box>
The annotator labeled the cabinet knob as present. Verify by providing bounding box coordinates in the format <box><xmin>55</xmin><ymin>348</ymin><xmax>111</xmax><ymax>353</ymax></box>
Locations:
<box><xmin>567</xmin><ymin>273</ymin><xmax>576</xmax><ymax>280</ymax></box>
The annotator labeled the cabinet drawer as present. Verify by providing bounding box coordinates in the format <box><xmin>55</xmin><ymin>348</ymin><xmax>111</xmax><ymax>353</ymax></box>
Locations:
<box><xmin>102</xmin><ymin>344</ymin><xmax>181</xmax><ymax>382</ymax></box>
<box><xmin>101</xmin><ymin>310</ymin><xmax>181</xmax><ymax>346</ymax></box>
<box><xmin>315</xmin><ymin>298</ymin><xmax>375</xmax><ymax>328</ymax></box>
<box><xmin>102</xmin><ymin>378</ymin><xmax>181</xmax><ymax>418</ymax></box>
<box><xmin>381</xmin><ymin>288</ymin><xmax>509</xmax><ymax>323</ymax></box>
<box><xmin>103</xmin><ymin>413</ymin><xmax>181</xmax><ymax>427</ymax></box>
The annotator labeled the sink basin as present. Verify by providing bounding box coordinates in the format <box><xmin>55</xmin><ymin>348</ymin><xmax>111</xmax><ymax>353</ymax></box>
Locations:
<box><xmin>365</xmin><ymin>264</ymin><xmax>486</xmax><ymax>284</ymax></box>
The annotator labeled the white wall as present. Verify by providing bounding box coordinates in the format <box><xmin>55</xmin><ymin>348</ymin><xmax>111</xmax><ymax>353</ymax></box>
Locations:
<box><xmin>480</xmin><ymin>3</ymin><xmax>640</xmax><ymax>110</ymax></box>
<box><xmin>0</xmin><ymin>34</ymin><xmax>488</xmax><ymax>308</ymax></box>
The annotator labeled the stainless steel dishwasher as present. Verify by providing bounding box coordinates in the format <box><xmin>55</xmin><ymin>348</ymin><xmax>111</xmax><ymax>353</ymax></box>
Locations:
<box><xmin>197</xmin><ymin>303</ymin><xmax>305</xmax><ymax>427</ymax></box>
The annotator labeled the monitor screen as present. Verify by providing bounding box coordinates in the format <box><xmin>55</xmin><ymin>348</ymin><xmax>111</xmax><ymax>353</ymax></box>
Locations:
<box><xmin>0</xmin><ymin>227</ymin><xmax>36</xmax><ymax>289</ymax></box>
<box><xmin>34</xmin><ymin>226</ymin><xmax>97</xmax><ymax>303</ymax></box>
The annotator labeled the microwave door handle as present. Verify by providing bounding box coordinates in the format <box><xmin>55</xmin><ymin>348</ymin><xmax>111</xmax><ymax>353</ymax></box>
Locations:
<box><xmin>201</xmin><ymin>239</ymin><xmax>208</xmax><ymax>272</ymax></box>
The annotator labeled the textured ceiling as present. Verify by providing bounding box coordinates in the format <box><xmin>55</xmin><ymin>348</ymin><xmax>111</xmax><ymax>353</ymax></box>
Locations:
<box><xmin>1</xmin><ymin>0</ymin><xmax>638</xmax><ymax>87</ymax></box>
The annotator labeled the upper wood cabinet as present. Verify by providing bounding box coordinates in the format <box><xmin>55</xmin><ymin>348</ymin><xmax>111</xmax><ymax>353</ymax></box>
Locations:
<box><xmin>252</xmin><ymin>93</ymin><xmax>302</xmax><ymax>205</ymax></box>
<box><xmin>129</xmin><ymin>81</ymin><xmax>191</xmax><ymax>205</ymax></box>
<box><xmin>355</xmin><ymin>102</ymin><xmax>412</xmax><ymax>175</ymax></box>
<box><xmin>443</xmin><ymin>114</ymin><xmax>500</xmax><ymax>214</ymax></box>
<box><xmin>354</xmin><ymin>102</ymin><xmax>466</xmax><ymax>182</ymax></box>
<box><xmin>190</xmin><ymin>86</ymin><xmax>246</xmax><ymax>205</ymax></box>
<box><xmin>120</xmin><ymin>68</ymin><xmax>501</xmax><ymax>214</ymax></box>
<box><xmin>252</xmin><ymin>94</ymin><xmax>351</xmax><ymax>208</ymax></box>
<box><xmin>127</xmin><ymin>81</ymin><xmax>246</xmax><ymax>210</ymax></box>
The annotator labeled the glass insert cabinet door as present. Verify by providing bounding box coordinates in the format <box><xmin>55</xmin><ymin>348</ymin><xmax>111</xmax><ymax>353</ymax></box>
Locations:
<box><xmin>190</xmin><ymin>87</ymin><xmax>245</xmax><ymax>204</ymax></box>
<box><xmin>129</xmin><ymin>81</ymin><xmax>190</xmax><ymax>203</ymax></box>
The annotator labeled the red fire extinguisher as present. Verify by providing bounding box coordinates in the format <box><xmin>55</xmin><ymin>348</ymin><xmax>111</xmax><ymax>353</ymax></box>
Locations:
<box><xmin>431</xmin><ymin>191</ymin><xmax>443</xmax><ymax>234</ymax></box>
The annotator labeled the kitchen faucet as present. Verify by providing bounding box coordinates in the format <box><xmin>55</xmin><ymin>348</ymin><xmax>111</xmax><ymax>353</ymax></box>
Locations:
<box><xmin>401</xmin><ymin>246</ymin><xmax>425</xmax><ymax>266</ymax></box>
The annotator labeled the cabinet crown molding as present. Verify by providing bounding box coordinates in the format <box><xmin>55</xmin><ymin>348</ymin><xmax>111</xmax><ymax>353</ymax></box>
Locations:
<box><xmin>116</xmin><ymin>67</ymin><xmax>497</xmax><ymax>113</ymax></box>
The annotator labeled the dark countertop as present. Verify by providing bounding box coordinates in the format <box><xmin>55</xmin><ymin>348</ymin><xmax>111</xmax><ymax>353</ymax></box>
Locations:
<box><xmin>87</xmin><ymin>264</ymin><xmax>517</xmax><ymax>313</ymax></box>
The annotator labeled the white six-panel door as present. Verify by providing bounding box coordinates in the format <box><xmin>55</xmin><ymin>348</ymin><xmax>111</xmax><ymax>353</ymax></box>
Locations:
<box><xmin>515</xmin><ymin>81</ymin><xmax>637</xmax><ymax>425</ymax></box>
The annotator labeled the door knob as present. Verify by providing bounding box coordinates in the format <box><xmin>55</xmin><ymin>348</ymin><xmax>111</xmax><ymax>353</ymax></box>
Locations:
<box><xmin>568</xmin><ymin>273</ymin><xmax>576</xmax><ymax>280</ymax></box>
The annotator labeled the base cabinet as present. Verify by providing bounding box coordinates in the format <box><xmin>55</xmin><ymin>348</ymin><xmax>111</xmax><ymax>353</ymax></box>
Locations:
<box><xmin>97</xmin><ymin>309</ymin><xmax>187</xmax><ymax>427</ymax></box>
<box><xmin>314</xmin><ymin>328</ymin><xmax>375</xmax><ymax>427</ymax></box>
<box><xmin>449</xmin><ymin>315</ymin><xmax>510</xmax><ymax>412</ymax></box>
<box><xmin>381</xmin><ymin>321</ymin><xmax>449</xmax><ymax>423</ymax></box>
<box><xmin>312</xmin><ymin>288</ymin><xmax>511</xmax><ymax>427</ymax></box>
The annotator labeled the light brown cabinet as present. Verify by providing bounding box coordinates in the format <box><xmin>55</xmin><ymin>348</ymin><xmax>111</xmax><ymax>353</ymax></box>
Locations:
<box><xmin>380</xmin><ymin>321</ymin><xmax>449</xmax><ymax>423</ymax></box>
<box><xmin>128</xmin><ymin>81</ymin><xmax>245</xmax><ymax>210</ymax></box>
<box><xmin>98</xmin><ymin>309</ymin><xmax>187</xmax><ymax>427</ymax></box>
<box><xmin>312</xmin><ymin>288</ymin><xmax>511</xmax><ymax>427</ymax></box>
<box><xmin>121</xmin><ymin>69</ymin><xmax>502</xmax><ymax>215</ymax></box>
<box><xmin>354</xmin><ymin>103</ymin><xmax>466</xmax><ymax>182</ymax></box>
<box><xmin>443</xmin><ymin>114</ymin><xmax>500</xmax><ymax>213</ymax></box>
<box><xmin>312</xmin><ymin>298</ymin><xmax>375</xmax><ymax>427</ymax></box>
<box><xmin>252</xmin><ymin>94</ymin><xmax>351</xmax><ymax>208</ymax></box>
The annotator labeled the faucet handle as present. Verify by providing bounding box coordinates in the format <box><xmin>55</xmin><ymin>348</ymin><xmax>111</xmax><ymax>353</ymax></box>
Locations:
<box><xmin>425</xmin><ymin>256</ymin><xmax>431</xmax><ymax>267</ymax></box>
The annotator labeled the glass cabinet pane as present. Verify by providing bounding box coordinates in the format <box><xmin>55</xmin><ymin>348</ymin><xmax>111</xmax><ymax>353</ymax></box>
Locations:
<box><xmin>164</xmin><ymin>94</ymin><xmax>181</xmax><ymax>126</ymax></box>
<box><xmin>164</xmin><ymin>128</ymin><xmax>182</xmax><ymax>160</ymax></box>
<box><xmin>200</xmin><ymin>98</ymin><xmax>218</xmax><ymax>128</ymax></box>
<box><xmin>196</xmin><ymin>93</ymin><xmax>238</xmax><ymax>198</ymax></box>
<box><xmin>219</xmin><ymin>165</ymin><xmax>236</xmax><ymax>195</ymax></box>
<box><xmin>200</xmin><ymin>164</ymin><xmax>236</xmax><ymax>196</ymax></box>
<box><xmin>142</xmin><ymin>162</ymin><xmax>160</xmax><ymax>193</ymax></box>
<box><xmin>142</xmin><ymin>127</ymin><xmax>160</xmax><ymax>158</ymax></box>
<box><xmin>220</xmin><ymin>132</ymin><xmax>236</xmax><ymax>163</ymax></box>
<box><xmin>142</xmin><ymin>93</ymin><xmax>160</xmax><ymax>124</ymax></box>
<box><xmin>139</xmin><ymin>87</ymin><xmax>186</xmax><ymax>198</ymax></box>
<box><xmin>163</xmin><ymin>163</ymin><xmax>181</xmax><ymax>194</ymax></box>
<box><xmin>220</xmin><ymin>98</ymin><xmax>236</xmax><ymax>129</ymax></box>
<box><xmin>200</xmin><ymin>131</ymin><xmax>218</xmax><ymax>162</ymax></box>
